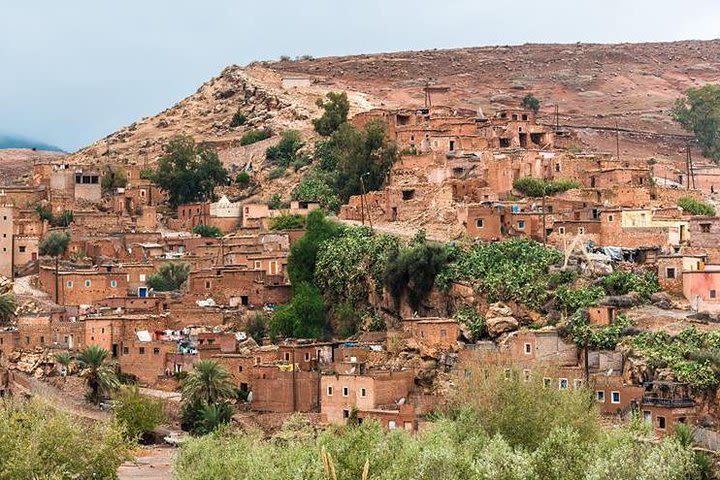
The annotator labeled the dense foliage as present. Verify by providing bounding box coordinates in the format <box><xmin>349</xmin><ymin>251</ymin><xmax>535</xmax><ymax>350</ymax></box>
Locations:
<box><xmin>175</xmin><ymin>371</ymin><xmax>702</xmax><ymax>480</ymax></box>
<box><xmin>36</xmin><ymin>205</ymin><xmax>74</xmax><ymax>227</ymax></box>
<box><xmin>521</xmin><ymin>94</ymin><xmax>541</xmax><ymax>114</ymax></box>
<box><xmin>600</xmin><ymin>269</ymin><xmax>660</xmax><ymax>302</ymax></box>
<box><xmin>192</xmin><ymin>224</ymin><xmax>222</xmax><ymax>238</ymax></box>
<box><xmin>287</xmin><ymin>210</ymin><xmax>344</xmax><ymax>285</ymax></box>
<box><xmin>384</xmin><ymin>231</ymin><xmax>447</xmax><ymax>310</ymax></box>
<box><xmin>269</xmin><ymin>213</ymin><xmax>306</xmax><ymax>230</ymax></box>
<box><xmin>0</xmin><ymin>399</ymin><xmax>130</xmax><ymax>479</ymax></box>
<box><xmin>672</xmin><ymin>84</ymin><xmax>720</xmax><ymax>162</ymax></box>
<box><xmin>181</xmin><ymin>360</ymin><xmax>236</xmax><ymax>435</ymax></box>
<box><xmin>269</xmin><ymin>282</ymin><xmax>327</xmax><ymax>339</ymax></box>
<box><xmin>113</xmin><ymin>386</ymin><xmax>166</xmax><ymax>441</ymax></box>
<box><xmin>438</xmin><ymin>238</ymin><xmax>562</xmax><ymax>309</ymax></box>
<box><xmin>453</xmin><ymin>305</ymin><xmax>486</xmax><ymax>341</ymax></box>
<box><xmin>240</xmin><ymin>128</ymin><xmax>272</xmax><ymax>146</ymax></box>
<box><xmin>566</xmin><ymin>312</ymin><xmax>632</xmax><ymax>350</ymax></box>
<box><xmin>229</xmin><ymin>109</ymin><xmax>247</xmax><ymax>128</ymax></box>
<box><xmin>512</xmin><ymin>177</ymin><xmax>582</xmax><ymax>197</ymax></box>
<box><xmin>553</xmin><ymin>285</ymin><xmax>605</xmax><ymax>316</ymax></box>
<box><xmin>312</xmin><ymin>91</ymin><xmax>350</xmax><ymax>136</ymax></box>
<box><xmin>101</xmin><ymin>166</ymin><xmax>127</xmax><ymax>193</ymax></box>
<box><xmin>77</xmin><ymin>345</ymin><xmax>119</xmax><ymax>405</ymax></box>
<box><xmin>147</xmin><ymin>262</ymin><xmax>190</xmax><ymax>292</ymax></box>
<box><xmin>630</xmin><ymin>327</ymin><xmax>720</xmax><ymax>389</ymax></box>
<box><xmin>235</xmin><ymin>171</ymin><xmax>251</xmax><ymax>186</ymax></box>
<box><xmin>246</xmin><ymin>313</ymin><xmax>268</xmax><ymax>344</ymax></box>
<box><xmin>0</xmin><ymin>293</ymin><xmax>16</xmax><ymax>325</ymax></box>
<box><xmin>267</xmin><ymin>167</ymin><xmax>286</xmax><ymax>180</ymax></box>
<box><xmin>152</xmin><ymin>135</ymin><xmax>228</xmax><ymax>208</ymax></box>
<box><xmin>678</xmin><ymin>196</ymin><xmax>716</xmax><ymax>216</ymax></box>
<box><xmin>266</xmin><ymin>130</ymin><xmax>304</xmax><ymax>168</ymax></box>
<box><xmin>267</xmin><ymin>193</ymin><xmax>289</xmax><ymax>210</ymax></box>
<box><xmin>291</xmin><ymin>168</ymin><xmax>341</xmax><ymax>212</ymax></box>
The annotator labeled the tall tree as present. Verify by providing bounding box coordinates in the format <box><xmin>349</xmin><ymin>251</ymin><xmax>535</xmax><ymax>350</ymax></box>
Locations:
<box><xmin>312</xmin><ymin>92</ymin><xmax>350</xmax><ymax>136</ymax></box>
<box><xmin>147</xmin><ymin>262</ymin><xmax>190</xmax><ymax>292</ymax></box>
<box><xmin>39</xmin><ymin>231</ymin><xmax>70</xmax><ymax>304</ymax></box>
<box><xmin>152</xmin><ymin>135</ymin><xmax>228</xmax><ymax>208</ymax></box>
<box><xmin>77</xmin><ymin>345</ymin><xmax>119</xmax><ymax>405</ymax></box>
<box><xmin>181</xmin><ymin>360</ymin><xmax>236</xmax><ymax>406</ymax></box>
<box><xmin>672</xmin><ymin>84</ymin><xmax>720</xmax><ymax>162</ymax></box>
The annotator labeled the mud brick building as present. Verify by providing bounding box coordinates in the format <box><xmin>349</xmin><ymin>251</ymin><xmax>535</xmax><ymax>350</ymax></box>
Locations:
<box><xmin>185</xmin><ymin>266</ymin><xmax>290</xmax><ymax>306</ymax></box>
<box><xmin>682</xmin><ymin>265</ymin><xmax>720</xmax><ymax>312</ymax></box>
<box><xmin>402</xmin><ymin>317</ymin><xmax>460</xmax><ymax>348</ymax></box>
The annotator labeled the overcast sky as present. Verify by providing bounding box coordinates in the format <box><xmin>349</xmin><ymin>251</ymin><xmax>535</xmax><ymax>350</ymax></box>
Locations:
<box><xmin>2</xmin><ymin>0</ymin><xmax>719</xmax><ymax>152</ymax></box>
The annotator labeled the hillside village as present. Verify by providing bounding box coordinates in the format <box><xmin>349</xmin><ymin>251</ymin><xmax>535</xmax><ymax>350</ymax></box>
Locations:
<box><xmin>4</xmin><ymin>41</ymin><xmax>720</xmax><ymax>461</ymax></box>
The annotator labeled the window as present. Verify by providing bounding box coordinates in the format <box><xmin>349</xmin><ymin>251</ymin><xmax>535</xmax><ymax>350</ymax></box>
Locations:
<box><xmin>555</xmin><ymin>163</ymin><xmax>561</xmax><ymax>172</ymax></box>
<box><xmin>711</xmin><ymin>290</ymin><xmax>717</xmax><ymax>299</ymax></box>
<box><xmin>110</xmin><ymin>280</ymin><xmax>118</xmax><ymax>288</ymax></box>
<box><xmin>517</xmin><ymin>220</ymin><xmax>526</xmax><ymax>230</ymax></box>
<box><xmin>342</xmin><ymin>386</ymin><xmax>349</xmax><ymax>397</ymax></box>
<box><xmin>388</xmin><ymin>420</ymin><xmax>397</xmax><ymax>429</ymax></box>
<box><xmin>254</xmin><ymin>261</ymin><xmax>262</xmax><ymax>269</ymax></box>
<box><xmin>18</xmin><ymin>246</ymin><xmax>26</xmax><ymax>253</ymax></box>
<box><xmin>153</xmin><ymin>347</ymin><xmax>160</xmax><ymax>354</ymax></box>
<box><xmin>578</xmin><ymin>227</ymin><xmax>585</xmax><ymax>234</ymax></box>
<box><xmin>524</xmin><ymin>343</ymin><xmax>532</xmax><ymax>354</ymax></box>
<box><xmin>543</xmin><ymin>377</ymin><xmax>552</xmax><ymax>388</ymax></box>
<box><xmin>360</xmin><ymin>387</ymin><xmax>367</xmax><ymax>397</ymax></box>
<box><xmin>700</xmin><ymin>223</ymin><xmax>711</xmax><ymax>233</ymax></box>
<box><xmin>238</xmin><ymin>365</ymin><xmax>243</xmax><ymax>372</ymax></box>
<box><xmin>284</xmin><ymin>352</ymin><xmax>290</xmax><ymax>362</ymax></box>
<box><xmin>139</xmin><ymin>274</ymin><xmax>146</xmax><ymax>282</ymax></box>
<box><xmin>596</xmin><ymin>391</ymin><xmax>605</xmax><ymax>402</ymax></box>
<box><xmin>66</xmin><ymin>281</ymin><xmax>73</xmax><ymax>288</ymax></box>
<box><xmin>139</xmin><ymin>347</ymin><xmax>146</xmax><ymax>354</ymax></box>
<box><xmin>255</xmin><ymin>357</ymin><xmax>261</xmax><ymax>365</ymax></box>
<box><xmin>558</xmin><ymin>227</ymin><xmax>565</xmax><ymax>235</ymax></box>
<box><xmin>304</xmin><ymin>352</ymin><xmax>310</xmax><ymax>361</ymax></box>
<box><xmin>504</xmin><ymin>369</ymin><xmax>512</xmax><ymax>380</ymax></box>
<box><xmin>123</xmin><ymin>346</ymin><xmax>129</xmax><ymax>355</ymax></box>
<box><xmin>666</xmin><ymin>267</ymin><xmax>676</xmax><ymax>279</ymax></box>
<box><xmin>40</xmin><ymin>336</ymin><xmax>44</xmax><ymax>344</ymax></box>
<box><xmin>611</xmin><ymin>391</ymin><xmax>620</xmax><ymax>404</ymax></box>
<box><xmin>205</xmin><ymin>281</ymin><xmax>211</xmax><ymax>289</ymax></box>
<box><xmin>327</xmin><ymin>386</ymin><xmax>334</xmax><ymax>396</ymax></box>
<box><xmin>608</xmin><ymin>214</ymin><xmax>614</xmax><ymax>222</ymax></box>
<box><xmin>84</xmin><ymin>280</ymin><xmax>91</xmax><ymax>287</ymax></box>
<box><xmin>657</xmin><ymin>416</ymin><xmax>666</xmax><ymax>430</ymax></box>
<box><xmin>475</xmin><ymin>218</ymin><xmax>484</xmax><ymax>228</ymax></box>
<box><xmin>643</xmin><ymin>410</ymin><xmax>652</xmax><ymax>423</ymax></box>
<box><xmin>343</xmin><ymin>409</ymin><xmax>350</xmax><ymax>419</ymax></box>
<box><xmin>440</xmin><ymin>329</ymin><xmax>447</xmax><ymax>337</ymax></box>
<box><xmin>523</xmin><ymin>369</ymin><xmax>531</xmax><ymax>382</ymax></box>
<box><xmin>574</xmin><ymin>379</ymin><xmax>583</xmax><ymax>390</ymax></box>
<box><xmin>559</xmin><ymin>378</ymin><xmax>569</xmax><ymax>390</ymax></box>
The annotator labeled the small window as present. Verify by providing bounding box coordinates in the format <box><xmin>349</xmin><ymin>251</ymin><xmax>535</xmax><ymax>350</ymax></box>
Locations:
<box><xmin>475</xmin><ymin>218</ymin><xmax>484</xmax><ymax>229</ymax></box>
<box><xmin>517</xmin><ymin>220</ymin><xmax>526</xmax><ymax>230</ymax></box>
<box><xmin>554</xmin><ymin>163</ymin><xmax>561</xmax><ymax>172</ymax></box>
<box><xmin>342</xmin><ymin>386</ymin><xmax>349</xmax><ymax>397</ymax></box>
<box><xmin>543</xmin><ymin>377</ymin><xmax>552</xmax><ymax>388</ymax></box>
<box><xmin>360</xmin><ymin>387</ymin><xmax>367</xmax><ymax>397</ymax></box>
<box><xmin>578</xmin><ymin>227</ymin><xmax>585</xmax><ymax>234</ymax></box>
<box><xmin>643</xmin><ymin>410</ymin><xmax>652</xmax><ymax>423</ymax></box>
<box><xmin>139</xmin><ymin>274</ymin><xmax>146</xmax><ymax>282</ymax></box>
<box><xmin>255</xmin><ymin>357</ymin><xmax>261</xmax><ymax>365</ymax></box>
<box><xmin>523</xmin><ymin>369</ymin><xmax>531</xmax><ymax>382</ymax></box>
<box><xmin>504</xmin><ymin>369</ymin><xmax>512</xmax><ymax>380</ymax></box>
<box><xmin>596</xmin><ymin>391</ymin><xmax>605</xmax><ymax>402</ymax></box>
<box><xmin>440</xmin><ymin>329</ymin><xmax>447</xmax><ymax>337</ymax></box>
<box><xmin>574</xmin><ymin>379</ymin><xmax>583</xmax><ymax>390</ymax></box>
<box><xmin>558</xmin><ymin>227</ymin><xmax>565</xmax><ymax>235</ymax></box>
<box><xmin>66</xmin><ymin>281</ymin><xmax>73</xmax><ymax>288</ymax></box>
<box><xmin>254</xmin><ymin>261</ymin><xmax>262</xmax><ymax>269</ymax></box>
<box><xmin>608</xmin><ymin>214</ymin><xmax>614</xmax><ymax>222</ymax></box>
<box><xmin>304</xmin><ymin>352</ymin><xmax>310</xmax><ymax>361</ymax></box>
<box><xmin>110</xmin><ymin>280</ymin><xmax>118</xmax><ymax>288</ymax></box>
<box><xmin>388</xmin><ymin>420</ymin><xmax>397</xmax><ymax>429</ymax></box>
<box><xmin>18</xmin><ymin>246</ymin><xmax>26</xmax><ymax>253</ymax></box>
<box><xmin>153</xmin><ymin>347</ymin><xmax>160</xmax><ymax>354</ymax></box>
<box><xmin>711</xmin><ymin>290</ymin><xmax>717</xmax><ymax>299</ymax></box>
<box><xmin>657</xmin><ymin>416</ymin><xmax>666</xmax><ymax>430</ymax></box>
<box><xmin>205</xmin><ymin>281</ymin><xmax>211</xmax><ymax>289</ymax></box>
<box><xmin>40</xmin><ymin>336</ymin><xmax>44</xmax><ymax>344</ymax></box>
<box><xmin>139</xmin><ymin>347</ymin><xmax>145</xmax><ymax>354</ymax></box>
<box><xmin>238</xmin><ymin>365</ymin><xmax>243</xmax><ymax>372</ymax></box>
<box><xmin>343</xmin><ymin>409</ymin><xmax>350</xmax><ymax>419</ymax></box>
<box><xmin>123</xmin><ymin>346</ymin><xmax>129</xmax><ymax>355</ymax></box>
<box><xmin>524</xmin><ymin>343</ymin><xmax>532</xmax><ymax>354</ymax></box>
<box><xmin>559</xmin><ymin>378</ymin><xmax>569</xmax><ymax>390</ymax></box>
<box><xmin>284</xmin><ymin>352</ymin><xmax>290</xmax><ymax>362</ymax></box>
<box><xmin>84</xmin><ymin>280</ymin><xmax>91</xmax><ymax>287</ymax></box>
<box><xmin>326</xmin><ymin>386</ymin><xmax>333</xmax><ymax>396</ymax></box>
<box><xmin>666</xmin><ymin>267</ymin><xmax>676</xmax><ymax>279</ymax></box>
<box><xmin>611</xmin><ymin>391</ymin><xmax>620</xmax><ymax>404</ymax></box>
<box><xmin>402</xmin><ymin>190</ymin><xmax>415</xmax><ymax>201</ymax></box>
<box><xmin>700</xmin><ymin>223</ymin><xmax>711</xmax><ymax>233</ymax></box>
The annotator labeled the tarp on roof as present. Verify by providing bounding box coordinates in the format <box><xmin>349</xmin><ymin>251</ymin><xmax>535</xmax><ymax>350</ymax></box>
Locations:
<box><xmin>136</xmin><ymin>330</ymin><xmax>152</xmax><ymax>342</ymax></box>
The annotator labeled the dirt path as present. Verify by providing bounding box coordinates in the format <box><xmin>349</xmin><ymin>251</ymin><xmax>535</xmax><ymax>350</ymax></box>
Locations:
<box><xmin>118</xmin><ymin>447</ymin><xmax>175</xmax><ymax>480</ymax></box>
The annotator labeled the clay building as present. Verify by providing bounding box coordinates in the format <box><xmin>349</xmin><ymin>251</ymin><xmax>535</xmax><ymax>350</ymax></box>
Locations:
<box><xmin>682</xmin><ymin>265</ymin><xmax>720</xmax><ymax>312</ymax></box>
<box><xmin>39</xmin><ymin>266</ymin><xmax>129</xmax><ymax>306</ymax></box>
<box><xmin>402</xmin><ymin>317</ymin><xmax>459</xmax><ymax>348</ymax></box>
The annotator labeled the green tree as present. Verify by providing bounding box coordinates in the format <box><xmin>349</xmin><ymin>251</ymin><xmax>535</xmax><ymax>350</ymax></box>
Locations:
<box><xmin>266</xmin><ymin>130</ymin><xmax>304</xmax><ymax>168</ymax></box>
<box><xmin>240</xmin><ymin>128</ymin><xmax>272</xmax><ymax>146</ymax></box>
<box><xmin>513</xmin><ymin>177</ymin><xmax>581</xmax><ymax>197</ymax></box>
<box><xmin>113</xmin><ymin>386</ymin><xmax>166</xmax><ymax>441</ymax></box>
<box><xmin>267</xmin><ymin>193</ymin><xmax>289</xmax><ymax>210</ymax></box>
<box><xmin>39</xmin><ymin>231</ymin><xmax>70</xmax><ymax>304</ymax></box>
<box><xmin>287</xmin><ymin>210</ymin><xmax>343</xmax><ymax>285</ymax></box>
<box><xmin>269</xmin><ymin>282</ymin><xmax>327</xmax><ymax>339</ymax></box>
<box><xmin>192</xmin><ymin>224</ymin><xmax>222</xmax><ymax>238</ymax></box>
<box><xmin>101</xmin><ymin>166</ymin><xmax>128</xmax><ymax>193</ymax></box>
<box><xmin>77</xmin><ymin>345</ymin><xmax>120</xmax><ymax>405</ymax></box>
<box><xmin>521</xmin><ymin>94</ymin><xmax>541</xmax><ymax>114</ymax></box>
<box><xmin>229</xmin><ymin>109</ymin><xmax>247</xmax><ymax>128</ymax></box>
<box><xmin>181</xmin><ymin>360</ymin><xmax>237</xmax><ymax>406</ymax></box>
<box><xmin>672</xmin><ymin>84</ymin><xmax>720</xmax><ymax>161</ymax></box>
<box><xmin>195</xmin><ymin>403</ymin><xmax>233</xmax><ymax>436</ymax></box>
<box><xmin>678</xmin><ymin>197</ymin><xmax>716</xmax><ymax>216</ymax></box>
<box><xmin>312</xmin><ymin>91</ymin><xmax>350</xmax><ymax>136</ymax></box>
<box><xmin>152</xmin><ymin>135</ymin><xmax>228</xmax><ymax>209</ymax></box>
<box><xmin>0</xmin><ymin>293</ymin><xmax>16</xmax><ymax>325</ymax></box>
<box><xmin>54</xmin><ymin>352</ymin><xmax>73</xmax><ymax>376</ymax></box>
<box><xmin>269</xmin><ymin>213</ymin><xmax>306</xmax><ymax>230</ymax></box>
<box><xmin>235</xmin><ymin>171</ymin><xmax>251</xmax><ymax>186</ymax></box>
<box><xmin>147</xmin><ymin>263</ymin><xmax>190</xmax><ymax>292</ymax></box>
<box><xmin>246</xmin><ymin>313</ymin><xmax>268</xmax><ymax>344</ymax></box>
<box><xmin>53</xmin><ymin>210</ymin><xmax>74</xmax><ymax>228</ymax></box>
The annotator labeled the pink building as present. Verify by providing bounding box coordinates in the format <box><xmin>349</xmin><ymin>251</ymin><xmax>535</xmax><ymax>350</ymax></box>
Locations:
<box><xmin>683</xmin><ymin>265</ymin><xmax>720</xmax><ymax>313</ymax></box>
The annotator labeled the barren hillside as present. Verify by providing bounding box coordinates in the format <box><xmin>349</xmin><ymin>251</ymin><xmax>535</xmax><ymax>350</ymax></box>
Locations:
<box><xmin>0</xmin><ymin>149</ymin><xmax>66</xmax><ymax>184</ymax></box>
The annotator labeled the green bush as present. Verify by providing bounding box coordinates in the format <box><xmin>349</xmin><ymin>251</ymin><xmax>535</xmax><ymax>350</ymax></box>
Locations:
<box><xmin>513</xmin><ymin>177</ymin><xmax>581</xmax><ymax>197</ymax></box>
<box><xmin>601</xmin><ymin>270</ymin><xmax>660</xmax><ymax>302</ymax></box>
<box><xmin>113</xmin><ymin>385</ymin><xmax>166</xmax><ymax>441</ymax></box>
<box><xmin>246</xmin><ymin>313</ymin><xmax>267</xmax><ymax>344</ymax></box>
<box><xmin>147</xmin><ymin>263</ymin><xmax>190</xmax><ymax>292</ymax></box>
<box><xmin>312</xmin><ymin>91</ymin><xmax>349</xmax><ymax>136</ymax></box>
<box><xmin>287</xmin><ymin>210</ymin><xmax>343</xmax><ymax>285</ymax></box>
<box><xmin>291</xmin><ymin>168</ymin><xmax>341</xmax><ymax>212</ymax></box>
<box><xmin>229</xmin><ymin>109</ymin><xmax>247</xmax><ymax>128</ymax></box>
<box><xmin>101</xmin><ymin>167</ymin><xmax>127</xmax><ymax>192</ymax></box>
<box><xmin>269</xmin><ymin>282</ymin><xmax>327</xmax><ymax>339</ymax></box>
<box><xmin>265</xmin><ymin>130</ymin><xmax>304</xmax><ymax>168</ymax></box>
<box><xmin>677</xmin><ymin>196</ymin><xmax>716</xmax><ymax>216</ymax></box>
<box><xmin>269</xmin><ymin>213</ymin><xmax>305</xmax><ymax>230</ymax></box>
<box><xmin>672</xmin><ymin>84</ymin><xmax>720</xmax><ymax>161</ymax></box>
<box><xmin>192</xmin><ymin>224</ymin><xmax>222</xmax><ymax>238</ymax></box>
<box><xmin>267</xmin><ymin>167</ymin><xmax>286</xmax><ymax>180</ymax></box>
<box><xmin>235</xmin><ymin>171</ymin><xmax>251</xmax><ymax>186</ymax></box>
<box><xmin>0</xmin><ymin>399</ymin><xmax>130</xmax><ymax>478</ymax></box>
<box><xmin>240</xmin><ymin>128</ymin><xmax>272</xmax><ymax>146</ymax></box>
<box><xmin>566</xmin><ymin>311</ymin><xmax>632</xmax><ymax>350</ymax></box>
<box><xmin>454</xmin><ymin>305</ymin><xmax>486</xmax><ymax>341</ymax></box>
<box><xmin>553</xmin><ymin>285</ymin><xmax>605</xmax><ymax>316</ymax></box>
<box><xmin>267</xmin><ymin>193</ymin><xmax>289</xmax><ymax>210</ymax></box>
<box><xmin>521</xmin><ymin>93</ymin><xmax>541</xmax><ymax>114</ymax></box>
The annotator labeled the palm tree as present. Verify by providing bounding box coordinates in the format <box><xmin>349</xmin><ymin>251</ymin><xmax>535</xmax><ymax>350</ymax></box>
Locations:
<box><xmin>77</xmin><ymin>345</ymin><xmax>119</xmax><ymax>405</ymax></box>
<box><xmin>54</xmin><ymin>352</ymin><xmax>73</xmax><ymax>377</ymax></box>
<box><xmin>181</xmin><ymin>360</ymin><xmax>236</xmax><ymax>406</ymax></box>
<box><xmin>147</xmin><ymin>262</ymin><xmax>190</xmax><ymax>292</ymax></box>
<box><xmin>0</xmin><ymin>293</ymin><xmax>16</xmax><ymax>325</ymax></box>
<box><xmin>39</xmin><ymin>231</ymin><xmax>70</xmax><ymax>304</ymax></box>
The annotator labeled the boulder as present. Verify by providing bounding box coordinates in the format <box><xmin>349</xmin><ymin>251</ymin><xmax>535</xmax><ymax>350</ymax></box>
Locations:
<box><xmin>651</xmin><ymin>291</ymin><xmax>673</xmax><ymax>310</ymax></box>
<box><xmin>486</xmin><ymin>316</ymin><xmax>519</xmax><ymax>337</ymax></box>
<box><xmin>486</xmin><ymin>302</ymin><xmax>513</xmax><ymax>318</ymax></box>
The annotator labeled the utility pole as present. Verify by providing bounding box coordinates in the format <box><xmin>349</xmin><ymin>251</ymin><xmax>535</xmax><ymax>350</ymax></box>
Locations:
<box><xmin>615</xmin><ymin>121</ymin><xmax>620</xmax><ymax>162</ymax></box>
<box><xmin>292</xmin><ymin>347</ymin><xmax>297</xmax><ymax>412</ymax></box>
<box><xmin>555</xmin><ymin>104</ymin><xmax>559</xmax><ymax>132</ymax></box>
<box><xmin>542</xmin><ymin>184</ymin><xmax>548</xmax><ymax>246</ymax></box>
<box><xmin>686</xmin><ymin>145</ymin><xmax>691</xmax><ymax>189</ymax></box>
<box><xmin>690</xmin><ymin>146</ymin><xmax>696</xmax><ymax>189</ymax></box>
<box><xmin>360</xmin><ymin>173</ymin><xmax>371</xmax><ymax>229</ymax></box>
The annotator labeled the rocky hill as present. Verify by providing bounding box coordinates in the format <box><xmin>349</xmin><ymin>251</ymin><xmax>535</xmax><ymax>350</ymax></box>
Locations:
<box><xmin>0</xmin><ymin>149</ymin><xmax>66</xmax><ymax>184</ymax></box>
<box><xmin>64</xmin><ymin>40</ymin><xmax>720</xmax><ymax>200</ymax></box>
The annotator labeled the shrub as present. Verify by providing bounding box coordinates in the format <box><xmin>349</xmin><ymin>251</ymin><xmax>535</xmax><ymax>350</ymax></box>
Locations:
<box><xmin>101</xmin><ymin>167</ymin><xmax>127</xmax><ymax>192</ymax></box>
<box><xmin>0</xmin><ymin>399</ymin><xmax>130</xmax><ymax>478</ymax></box>
<box><xmin>240</xmin><ymin>128</ymin><xmax>272</xmax><ymax>146</ymax></box>
<box><xmin>677</xmin><ymin>196</ymin><xmax>716</xmax><ymax>216</ymax></box>
<box><xmin>291</xmin><ymin>168</ymin><xmax>341</xmax><ymax>212</ymax></box>
<box><xmin>601</xmin><ymin>270</ymin><xmax>660</xmax><ymax>302</ymax></box>
<box><xmin>139</xmin><ymin>168</ymin><xmax>155</xmax><ymax>180</ymax></box>
<box><xmin>265</xmin><ymin>130</ymin><xmax>304</xmax><ymax>168</ymax></box>
<box><xmin>267</xmin><ymin>193</ymin><xmax>289</xmax><ymax>210</ymax></box>
<box><xmin>235</xmin><ymin>171</ymin><xmax>250</xmax><ymax>186</ymax></box>
<box><xmin>113</xmin><ymin>386</ymin><xmax>166</xmax><ymax>441</ymax></box>
<box><xmin>553</xmin><ymin>285</ymin><xmax>605</xmax><ymax>316</ymax></box>
<box><xmin>192</xmin><ymin>224</ymin><xmax>222</xmax><ymax>238</ymax></box>
<box><xmin>566</xmin><ymin>311</ymin><xmax>632</xmax><ymax>350</ymax></box>
<box><xmin>147</xmin><ymin>263</ymin><xmax>190</xmax><ymax>292</ymax></box>
<box><xmin>269</xmin><ymin>213</ymin><xmax>305</xmax><ymax>230</ymax></box>
<box><xmin>246</xmin><ymin>313</ymin><xmax>267</xmax><ymax>344</ymax></box>
<box><xmin>521</xmin><ymin>94</ymin><xmax>541</xmax><ymax>113</ymax></box>
<box><xmin>229</xmin><ymin>109</ymin><xmax>247</xmax><ymax>128</ymax></box>
<box><xmin>513</xmin><ymin>177</ymin><xmax>581</xmax><ymax>197</ymax></box>
<box><xmin>312</xmin><ymin>91</ymin><xmax>349</xmax><ymax>136</ymax></box>
<box><xmin>567</xmin><ymin>143</ymin><xmax>583</xmax><ymax>154</ymax></box>
<box><xmin>267</xmin><ymin>167</ymin><xmax>286</xmax><ymax>180</ymax></box>
<box><xmin>287</xmin><ymin>210</ymin><xmax>343</xmax><ymax>285</ymax></box>
<box><xmin>672</xmin><ymin>84</ymin><xmax>720</xmax><ymax>161</ymax></box>
<box><xmin>454</xmin><ymin>305</ymin><xmax>485</xmax><ymax>341</ymax></box>
<box><xmin>269</xmin><ymin>282</ymin><xmax>327</xmax><ymax>339</ymax></box>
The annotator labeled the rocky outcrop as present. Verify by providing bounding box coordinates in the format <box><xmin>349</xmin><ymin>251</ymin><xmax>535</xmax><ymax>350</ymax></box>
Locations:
<box><xmin>485</xmin><ymin>303</ymin><xmax>519</xmax><ymax>337</ymax></box>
